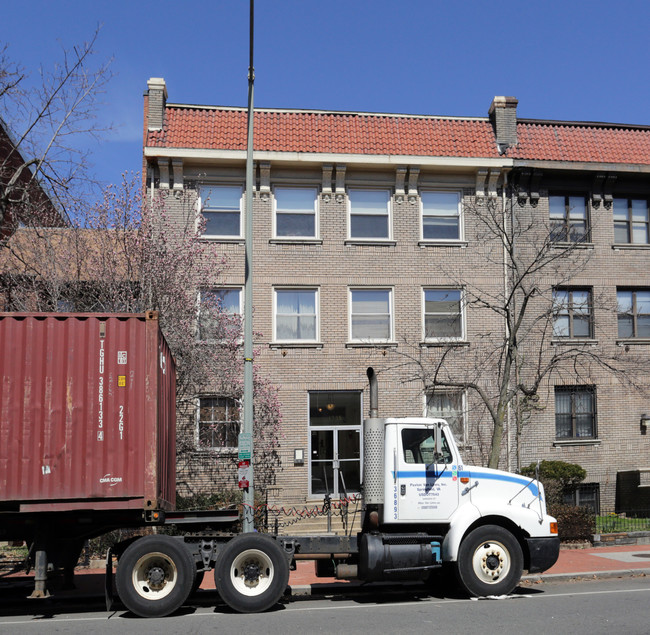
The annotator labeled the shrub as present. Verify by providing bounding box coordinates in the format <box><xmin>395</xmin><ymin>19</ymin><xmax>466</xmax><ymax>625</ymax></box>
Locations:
<box><xmin>549</xmin><ymin>503</ymin><xmax>595</xmax><ymax>541</ymax></box>
<box><xmin>520</xmin><ymin>460</ymin><xmax>587</xmax><ymax>505</ymax></box>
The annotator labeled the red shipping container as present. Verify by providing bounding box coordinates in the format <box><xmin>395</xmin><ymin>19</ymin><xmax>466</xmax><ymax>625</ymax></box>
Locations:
<box><xmin>0</xmin><ymin>312</ymin><xmax>176</xmax><ymax>512</ymax></box>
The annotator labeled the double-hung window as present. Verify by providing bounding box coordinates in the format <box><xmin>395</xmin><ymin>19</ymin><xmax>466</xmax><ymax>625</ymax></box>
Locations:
<box><xmin>274</xmin><ymin>186</ymin><xmax>317</xmax><ymax>239</ymax></box>
<box><xmin>421</xmin><ymin>191</ymin><xmax>462</xmax><ymax>241</ymax></box>
<box><xmin>349</xmin><ymin>288</ymin><xmax>392</xmax><ymax>342</ymax></box>
<box><xmin>199</xmin><ymin>185</ymin><xmax>242</xmax><ymax>238</ymax></box>
<box><xmin>549</xmin><ymin>195</ymin><xmax>589</xmax><ymax>243</ymax></box>
<box><xmin>555</xmin><ymin>386</ymin><xmax>596</xmax><ymax>439</ymax></box>
<box><xmin>613</xmin><ymin>198</ymin><xmax>649</xmax><ymax>244</ymax></box>
<box><xmin>274</xmin><ymin>289</ymin><xmax>318</xmax><ymax>342</ymax></box>
<box><xmin>198</xmin><ymin>288</ymin><xmax>242</xmax><ymax>340</ymax></box>
<box><xmin>552</xmin><ymin>288</ymin><xmax>593</xmax><ymax>338</ymax></box>
<box><xmin>426</xmin><ymin>390</ymin><xmax>465</xmax><ymax>442</ymax></box>
<box><xmin>423</xmin><ymin>288</ymin><xmax>464</xmax><ymax>341</ymax></box>
<box><xmin>197</xmin><ymin>396</ymin><xmax>240</xmax><ymax>450</ymax></box>
<box><xmin>617</xmin><ymin>288</ymin><xmax>650</xmax><ymax>339</ymax></box>
<box><xmin>348</xmin><ymin>189</ymin><xmax>391</xmax><ymax>240</ymax></box>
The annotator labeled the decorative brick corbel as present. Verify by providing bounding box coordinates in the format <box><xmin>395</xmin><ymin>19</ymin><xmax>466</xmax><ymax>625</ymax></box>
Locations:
<box><xmin>158</xmin><ymin>158</ymin><xmax>170</xmax><ymax>189</ymax></box>
<box><xmin>171</xmin><ymin>159</ymin><xmax>184</xmax><ymax>191</ymax></box>
<box><xmin>487</xmin><ymin>169</ymin><xmax>501</xmax><ymax>199</ymax></box>
<box><xmin>592</xmin><ymin>174</ymin><xmax>605</xmax><ymax>208</ymax></box>
<box><xmin>259</xmin><ymin>161</ymin><xmax>271</xmax><ymax>201</ymax></box>
<box><xmin>335</xmin><ymin>164</ymin><xmax>346</xmax><ymax>203</ymax></box>
<box><xmin>604</xmin><ymin>174</ymin><xmax>617</xmax><ymax>209</ymax></box>
<box><xmin>529</xmin><ymin>170</ymin><xmax>542</xmax><ymax>206</ymax></box>
<box><xmin>395</xmin><ymin>166</ymin><xmax>406</xmax><ymax>203</ymax></box>
<box><xmin>322</xmin><ymin>164</ymin><xmax>333</xmax><ymax>203</ymax></box>
<box><xmin>407</xmin><ymin>166</ymin><xmax>420</xmax><ymax>204</ymax></box>
<box><xmin>475</xmin><ymin>169</ymin><xmax>488</xmax><ymax>201</ymax></box>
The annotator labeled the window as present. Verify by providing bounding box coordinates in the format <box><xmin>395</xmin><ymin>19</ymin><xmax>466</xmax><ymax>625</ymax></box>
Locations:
<box><xmin>613</xmin><ymin>198</ymin><xmax>649</xmax><ymax>244</ymax></box>
<box><xmin>555</xmin><ymin>386</ymin><xmax>596</xmax><ymax>439</ymax></box>
<box><xmin>549</xmin><ymin>195</ymin><xmax>589</xmax><ymax>242</ymax></box>
<box><xmin>350</xmin><ymin>288</ymin><xmax>392</xmax><ymax>342</ymax></box>
<box><xmin>274</xmin><ymin>289</ymin><xmax>318</xmax><ymax>342</ymax></box>
<box><xmin>348</xmin><ymin>189</ymin><xmax>391</xmax><ymax>240</ymax></box>
<box><xmin>198</xmin><ymin>288</ymin><xmax>241</xmax><ymax>340</ymax></box>
<box><xmin>197</xmin><ymin>396</ymin><xmax>240</xmax><ymax>450</ymax></box>
<box><xmin>426</xmin><ymin>390</ymin><xmax>465</xmax><ymax>442</ymax></box>
<box><xmin>423</xmin><ymin>288</ymin><xmax>463</xmax><ymax>340</ymax></box>
<box><xmin>563</xmin><ymin>483</ymin><xmax>600</xmax><ymax>514</ymax></box>
<box><xmin>617</xmin><ymin>289</ymin><xmax>650</xmax><ymax>339</ymax></box>
<box><xmin>199</xmin><ymin>185</ymin><xmax>242</xmax><ymax>237</ymax></box>
<box><xmin>421</xmin><ymin>191</ymin><xmax>462</xmax><ymax>240</ymax></box>
<box><xmin>401</xmin><ymin>428</ymin><xmax>453</xmax><ymax>465</ymax></box>
<box><xmin>552</xmin><ymin>288</ymin><xmax>593</xmax><ymax>338</ymax></box>
<box><xmin>274</xmin><ymin>187</ymin><xmax>317</xmax><ymax>238</ymax></box>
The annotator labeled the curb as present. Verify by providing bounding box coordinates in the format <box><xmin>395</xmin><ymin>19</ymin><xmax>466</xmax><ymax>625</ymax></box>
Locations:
<box><xmin>521</xmin><ymin>568</ymin><xmax>650</xmax><ymax>584</ymax></box>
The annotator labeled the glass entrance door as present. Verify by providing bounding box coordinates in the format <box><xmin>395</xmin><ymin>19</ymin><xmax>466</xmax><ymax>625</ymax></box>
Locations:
<box><xmin>309</xmin><ymin>392</ymin><xmax>361</xmax><ymax>496</ymax></box>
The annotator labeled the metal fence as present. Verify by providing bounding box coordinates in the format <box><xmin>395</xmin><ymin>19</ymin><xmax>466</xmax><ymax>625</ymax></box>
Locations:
<box><xmin>595</xmin><ymin>509</ymin><xmax>650</xmax><ymax>534</ymax></box>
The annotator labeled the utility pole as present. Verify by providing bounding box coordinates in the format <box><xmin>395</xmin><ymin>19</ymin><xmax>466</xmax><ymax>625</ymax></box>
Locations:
<box><xmin>242</xmin><ymin>0</ymin><xmax>255</xmax><ymax>533</ymax></box>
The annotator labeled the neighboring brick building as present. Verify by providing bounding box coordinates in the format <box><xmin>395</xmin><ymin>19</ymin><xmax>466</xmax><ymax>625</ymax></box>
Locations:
<box><xmin>143</xmin><ymin>78</ymin><xmax>650</xmax><ymax>512</ymax></box>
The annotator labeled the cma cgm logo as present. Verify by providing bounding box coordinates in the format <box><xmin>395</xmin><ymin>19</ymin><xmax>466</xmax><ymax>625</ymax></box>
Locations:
<box><xmin>100</xmin><ymin>474</ymin><xmax>123</xmax><ymax>486</ymax></box>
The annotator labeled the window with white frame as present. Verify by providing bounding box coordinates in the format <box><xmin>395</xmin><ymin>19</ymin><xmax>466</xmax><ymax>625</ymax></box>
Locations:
<box><xmin>199</xmin><ymin>185</ymin><xmax>243</xmax><ymax>237</ymax></box>
<box><xmin>348</xmin><ymin>188</ymin><xmax>391</xmax><ymax>240</ymax></box>
<box><xmin>426</xmin><ymin>390</ymin><xmax>465</xmax><ymax>442</ymax></box>
<box><xmin>555</xmin><ymin>386</ymin><xmax>596</xmax><ymax>439</ymax></box>
<box><xmin>274</xmin><ymin>289</ymin><xmax>318</xmax><ymax>342</ymax></box>
<box><xmin>617</xmin><ymin>288</ymin><xmax>650</xmax><ymax>339</ymax></box>
<box><xmin>552</xmin><ymin>288</ymin><xmax>593</xmax><ymax>339</ymax></box>
<box><xmin>274</xmin><ymin>186</ymin><xmax>317</xmax><ymax>238</ymax></box>
<box><xmin>349</xmin><ymin>288</ymin><xmax>392</xmax><ymax>342</ymax></box>
<box><xmin>421</xmin><ymin>191</ymin><xmax>462</xmax><ymax>241</ymax></box>
<box><xmin>198</xmin><ymin>288</ymin><xmax>242</xmax><ymax>340</ymax></box>
<box><xmin>549</xmin><ymin>194</ymin><xmax>589</xmax><ymax>243</ymax></box>
<box><xmin>613</xmin><ymin>198</ymin><xmax>650</xmax><ymax>245</ymax></box>
<box><xmin>197</xmin><ymin>396</ymin><xmax>240</xmax><ymax>450</ymax></box>
<box><xmin>423</xmin><ymin>288</ymin><xmax>464</xmax><ymax>340</ymax></box>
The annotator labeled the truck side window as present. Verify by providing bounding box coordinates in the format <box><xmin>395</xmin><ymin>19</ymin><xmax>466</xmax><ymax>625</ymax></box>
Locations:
<box><xmin>401</xmin><ymin>428</ymin><xmax>453</xmax><ymax>464</ymax></box>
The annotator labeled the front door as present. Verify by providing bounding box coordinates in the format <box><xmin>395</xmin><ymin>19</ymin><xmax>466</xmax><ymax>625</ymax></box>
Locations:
<box><xmin>309</xmin><ymin>392</ymin><xmax>361</xmax><ymax>497</ymax></box>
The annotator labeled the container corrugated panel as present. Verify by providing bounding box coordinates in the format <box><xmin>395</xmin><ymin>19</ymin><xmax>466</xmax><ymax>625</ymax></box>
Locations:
<box><xmin>0</xmin><ymin>312</ymin><xmax>176</xmax><ymax>512</ymax></box>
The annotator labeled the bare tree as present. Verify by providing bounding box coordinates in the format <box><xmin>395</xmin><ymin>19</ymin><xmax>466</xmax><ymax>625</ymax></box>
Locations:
<box><xmin>0</xmin><ymin>30</ymin><xmax>112</xmax><ymax>236</ymax></box>
<box><xmin>0</xmin><ymin>176</ymin><xmax>282</xmax><ymax>498</ymax></box>
<box><xmin>387</xmin><ymin>189</ymin><xmax>649</xmax><ymax>470</ymax></box>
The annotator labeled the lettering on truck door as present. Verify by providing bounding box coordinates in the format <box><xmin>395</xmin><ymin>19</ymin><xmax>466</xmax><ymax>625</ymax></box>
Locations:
<box><xmin>396</xmin><ymin>424</ymin><xmax>460</xmax><ymax>522</ymax></box>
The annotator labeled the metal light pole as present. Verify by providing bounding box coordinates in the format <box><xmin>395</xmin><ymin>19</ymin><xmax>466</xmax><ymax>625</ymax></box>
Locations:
<box><xmin>242</xmin><ymin>0</ymin><xmax>255</xmax><ymax>533</ymax></box>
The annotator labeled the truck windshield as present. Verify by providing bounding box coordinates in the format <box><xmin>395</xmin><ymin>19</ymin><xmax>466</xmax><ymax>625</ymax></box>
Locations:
<box><xmin>401</xmin><ymin>428</ymin><xmax>452</xmax><ymax>465</ymax></box>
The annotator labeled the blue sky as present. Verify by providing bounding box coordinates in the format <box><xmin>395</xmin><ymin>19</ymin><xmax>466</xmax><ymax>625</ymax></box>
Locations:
<box><xmin>2</xmin><ymin>0</ymin><xmax>649</xmax><ymax>189</ymax></box>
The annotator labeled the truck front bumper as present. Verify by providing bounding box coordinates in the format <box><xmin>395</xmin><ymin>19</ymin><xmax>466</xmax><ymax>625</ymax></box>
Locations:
<box><xmin>525</xmin><ymin>536</ymin><xmax>560</xmax><ymax>573</ymax></box>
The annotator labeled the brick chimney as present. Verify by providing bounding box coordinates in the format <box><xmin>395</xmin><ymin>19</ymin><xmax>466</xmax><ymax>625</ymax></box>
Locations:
<box><xmin>489</xmin><ymin>96</ymin><xmax>518</xmax><ymax>153</ymax></box>
<box><xmin>146</xmin><ymin>78</ymin><xmax>167</xmax><ymax>131</ymax></box>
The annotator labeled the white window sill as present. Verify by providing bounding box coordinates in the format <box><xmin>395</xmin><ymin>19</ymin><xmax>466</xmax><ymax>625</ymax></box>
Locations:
<box><xmin>199</xmin><ymin>236</ymin><xmax>244</xmax><ymax>243</ymax></box>
<box><xmin>551</xmin><ymin>338</ymin><xmax>598</xmax><ymax>346</ymax></box>
<box><xmin>193</xmin><ymin>447</ymin><xmax>239</xmax><ymax>455</ymax></box>
<box><xmin>418</xmin><ymin>240</ymin><xmax>467</xmax><ymax>248</ymax></box>
<box><xmin>345</xmin><ymin>239</ymin><xmax>396</xmax><ymax>247</ymax></box>
<box><xmin>420</xmin><ymin>340</ymin><xmax>469</xmax><ymax>348</ymax></box>
<box><xmin>612</xmin><ymin>243</ymin><xmax>650</xmax><ymax>251</ymax></box>
<box><xmin>270</xmin><ymin>238</ymin><xmax>322</xmax><ymax>245</ymax></box>
<box><xmin>345</xmin><ymin>341</ymin><xmax>398</xmax><ymax>349</ymax></box>
<box><xmin>617</xmin><ymin>338</ymin><xmax>650</xmax><ymax>346</ymax></box>
<box><xmin>550</xmin><ymin>242</ymin><xmax>594</xmax><ymax>250</ymax></box>
<box><xmin>553</xmin><ymin>438</ymin><xmax>601</xmax><ymax>447</ymax></box>
<box><xmin>270</xmin><ymin>342</ymin><xmax>323</xmax><ymax>349</ymax></box>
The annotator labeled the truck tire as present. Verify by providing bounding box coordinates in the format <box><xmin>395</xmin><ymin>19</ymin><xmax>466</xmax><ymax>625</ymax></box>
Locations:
<box><xmin>116</xmin><ymin>535</ymin><xmax>195</xmax><ymax>618</ymax></box>
<box><xmin>456</xmin><ymin>525</ymin><xmax>523</xmax><ymax>597</ymax></box>
<box><xmin>214</xmin><ymin>534</ymin><xmax>289</xmax><ymax>613</ymax></box>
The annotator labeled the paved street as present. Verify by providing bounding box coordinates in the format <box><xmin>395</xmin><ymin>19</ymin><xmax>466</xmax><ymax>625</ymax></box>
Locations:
<box><xmin>0</xmin><ymin>576</ymin><xmax>648</xmax><ymax>634</ymax></box>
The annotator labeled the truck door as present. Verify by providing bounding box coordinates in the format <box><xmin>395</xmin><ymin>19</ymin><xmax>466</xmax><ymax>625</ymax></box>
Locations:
<box><xmin>396</xmin><ymin>424</ymin><xmax>460</xmax><ymax>522</ymax></box>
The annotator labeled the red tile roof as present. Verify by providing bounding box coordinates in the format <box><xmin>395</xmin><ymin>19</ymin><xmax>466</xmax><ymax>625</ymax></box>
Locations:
<box><xmin>146</xmin><ymin>106</ymin><xmax>650</xmax><ymax>166</ymax></box>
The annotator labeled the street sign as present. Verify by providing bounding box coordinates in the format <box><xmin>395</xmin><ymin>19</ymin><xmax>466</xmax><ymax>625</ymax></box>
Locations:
<box><xmin>238</xmin><ymin>432</ymin><xmax>252</xmax><ymax>460</ymax></box>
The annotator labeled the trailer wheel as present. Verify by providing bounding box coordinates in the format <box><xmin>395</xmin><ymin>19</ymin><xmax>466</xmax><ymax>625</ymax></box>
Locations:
<box><xmin>456</xmin><ymin>525</ymin><xmax>523</xmax><ymax>597</ymax></box>
<box><xmin>214</xmin><ymin>534</ymin><xmax>289</xmax><ymax>613</ymax></box>
<box><xmin>116</xmin><ymin>535</ymin><xmax>194</xmax><ymax>618</ymax></box>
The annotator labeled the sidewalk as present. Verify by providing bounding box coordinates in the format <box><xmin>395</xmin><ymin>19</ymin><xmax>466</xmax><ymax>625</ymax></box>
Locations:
<box><xmin>1</xmin><ymin>544</ymin><xmax>648</xmax><ymax>606</ymax></box>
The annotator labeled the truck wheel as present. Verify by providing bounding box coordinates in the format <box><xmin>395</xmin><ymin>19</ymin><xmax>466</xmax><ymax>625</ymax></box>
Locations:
<box><xmin>214</xmin><ymin>534</ymin><xmax>289</xmax><ymax>613</ymax></box>
<box><xmin>116</xmin><ymin>535</ymin><xmax>195</xmax><ymax>618</ymax></box>
<box><xmin>456</xmin><ymin>525</ymin><xmax>523</xmax><ymax>597</ymax></box>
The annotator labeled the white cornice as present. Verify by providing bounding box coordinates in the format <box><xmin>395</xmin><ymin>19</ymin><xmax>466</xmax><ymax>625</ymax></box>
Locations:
<box><xmin>144</xmin><ymin>147</ymin><xmax>513</xmax><ymax>169</ymax></box>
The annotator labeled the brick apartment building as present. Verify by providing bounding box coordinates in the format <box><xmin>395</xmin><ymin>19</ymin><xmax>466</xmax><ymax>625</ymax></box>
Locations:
<box><xmin>143</xmin><ymin>78</ymin><xmax>650</xmax><ymax>514</ymax></box>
